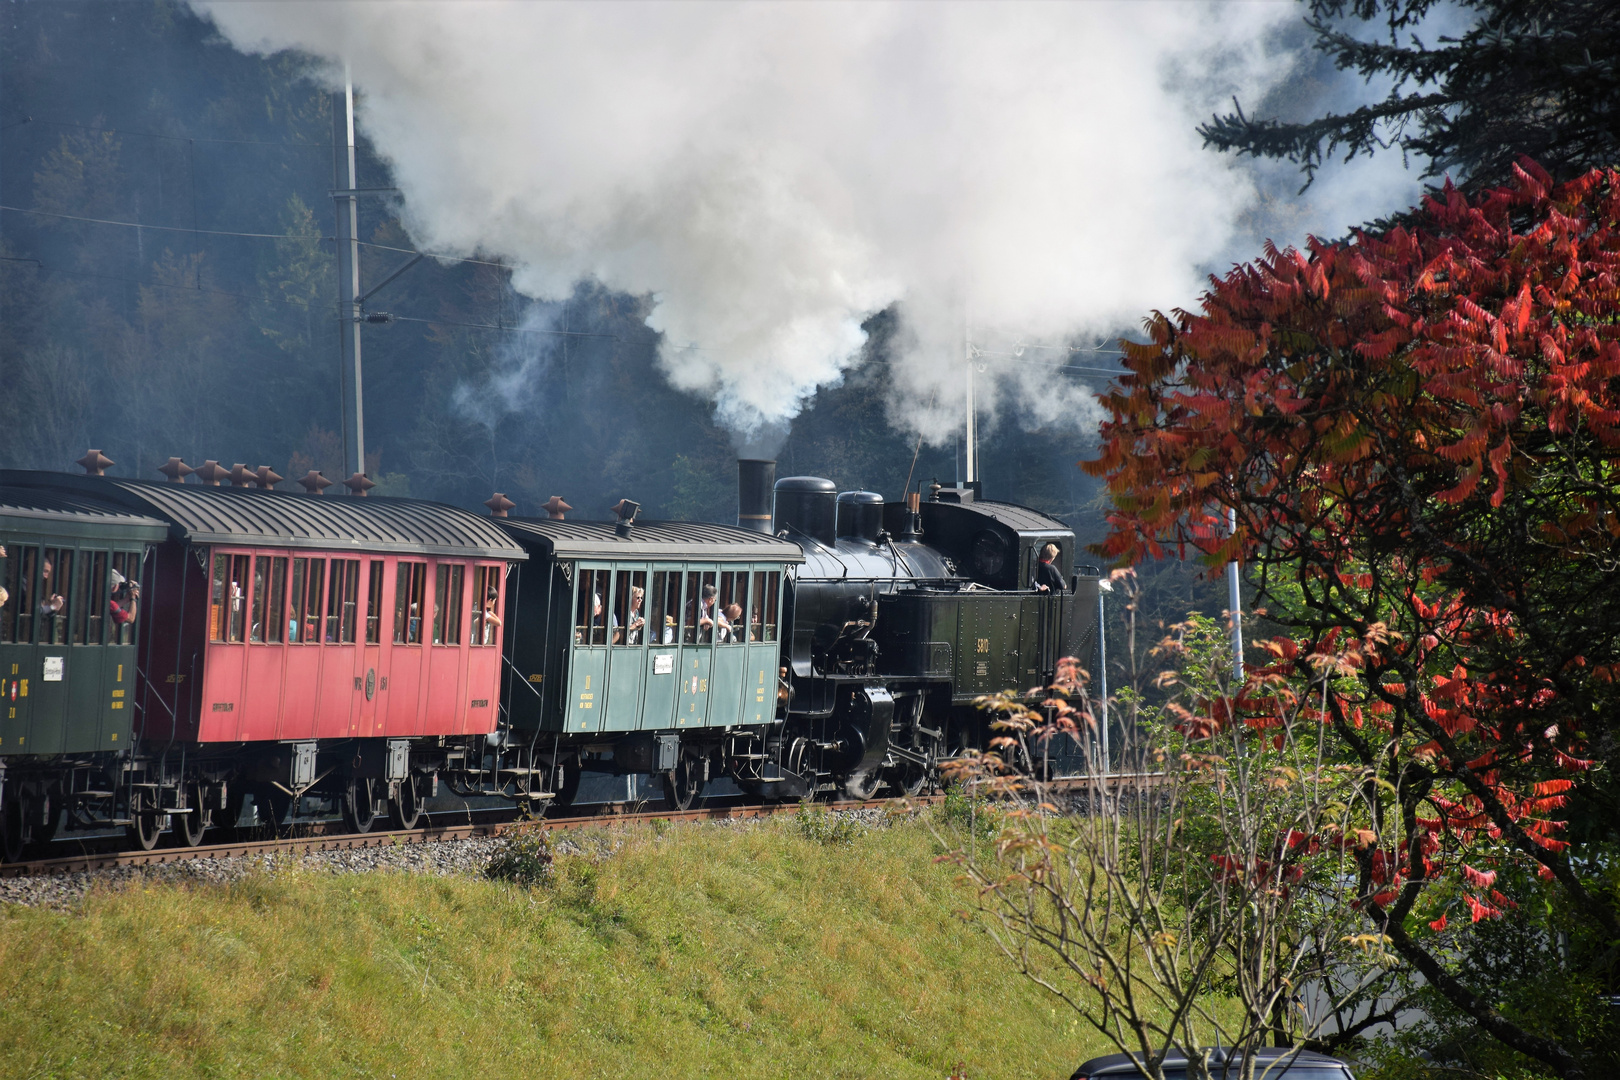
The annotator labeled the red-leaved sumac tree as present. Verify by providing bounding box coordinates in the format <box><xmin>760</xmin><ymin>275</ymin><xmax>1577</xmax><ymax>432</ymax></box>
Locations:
<box><xmin>1085</xmin><ymin>160</ymin><xmax>1620</xmax><ymax>1077</ymax></box>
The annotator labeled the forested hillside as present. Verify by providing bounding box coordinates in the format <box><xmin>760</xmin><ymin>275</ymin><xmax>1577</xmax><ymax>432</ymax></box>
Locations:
<box><xmin>0</xmin><ymin>1</ymin><xmax>1105</xmax><ymax>531</ymax></box>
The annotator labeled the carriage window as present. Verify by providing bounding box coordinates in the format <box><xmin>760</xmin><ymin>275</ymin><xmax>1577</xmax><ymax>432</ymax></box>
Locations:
<box><xmin>649</xmin><ymin>571</ymin><xmax>678</xmax><ymax>646</ymax></box>
<box><xmin>0</xmin><ymin>546</ymin><xmax>23</xmax><ymax>644</ymax></box>
<box><xmin>394</xmin><ymin>562</ymin><xmax>426</xmax><ymax>645</ymax></box>
<box><xmin>37</xmin><ymin>547</ymin><xmax>72</xmax><ymax>646</ymax></box>
<box><xmin>611</xmin><ymin>570</ymin><xmax>646</xmax><ymax>647</ymax></box>
<box><xmin>327</xmin><ymin>559</ymin><xmax>359</xmax><ymax>644</ymax></box>
<box><xmin>749</xmin><ymin>572</ymin><xmax>765</xmax><ymax>642</ymax></box>
<box><xmin>210</xmin><ymin>553</ymin><xmax>249</xmax><ymax>644</ymax></box>
<box><xmin>365</xmin><ymin>560</ymin><xmax>384</xmax><ymax>644</ymax></box>
<box><xmin>252</xmin><ymin>556</ymin><xmax>286</xmax><ymax>644</ymax></box>
<box><xmin>717</xmin><ymin>570</ymin><xmax>746</xmax><ymax>644</ymax></box>
<box><xmin>761</xmin><ymin>571</ymin><xmax>781</xmax><ymax>642</ymax></box>
<box><xmin>433</xmin><ymin>564</ymin><xmax>464</xmax><ymax>645</ymax></box>
<box><xmin>575</xmin><ymin>568</ymin><xmax>608</xmax><ymax>646</ymax></box>
<box><xmin>682</xmin><ymin>570</ymin><xmax>720</xmax><ymax>645</ymax></box>
<box><xmin>303</xmin><ymin>558</ymin><xmax>326</xmax><ymax>645</ymax></box>
<box><xmin>75</xmin><ymin>551</ymin><xmax>108</xmax><ymax>645</ymax></box>
<box><xmin>250</xmin><ymin>557</ymin><xmax>268</xmax><ymax>643</ymax></box>
<box><xmin>470</xmin><ymin>566</ymin><xmax>502</xmax><ymax>647</ymax></box>
<box><xmin>110</xmin><ymin>552</ymin><xmax>139</xmax><ymax>644</ymax></box>
<box><xmin>289</xmin><ymin>559</ymin><xmax>308</xmax><ymax>642</ymax></box>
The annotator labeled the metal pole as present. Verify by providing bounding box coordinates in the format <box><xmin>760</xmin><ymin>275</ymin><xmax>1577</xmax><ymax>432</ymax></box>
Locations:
<box><xmin>1227</xmin><ymin>505</ymin><xmax>1244</xmax><ymax>683</ymax></box>
<box><xmin>1096</xmin><ymin>578</ymin><xmax>1109</xmax><ymax>774</ymax></box>
<box><xmin>332</xmin><ymin>71</ymin><xmax>364</xmax><ymax>480</ymax></box>
<box><xmin>963</xmin><ymin>310</ymin><xmax>976</xmax><ymax>485</ymax></box>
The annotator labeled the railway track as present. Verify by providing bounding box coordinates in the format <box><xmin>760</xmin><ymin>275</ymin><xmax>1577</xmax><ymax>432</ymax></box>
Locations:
<box><xmin>0</xmin><ymin>771</ymin><xmax>1161</xmax><ymax>879</ymax></box>
<box><xmin>0</xmin><ymin>795</ymin><xmax>932</xmax><ymax>879</ymax></box>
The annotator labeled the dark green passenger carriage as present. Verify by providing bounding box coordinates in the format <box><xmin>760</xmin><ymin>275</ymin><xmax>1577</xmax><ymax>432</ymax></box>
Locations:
<box><xmin>496</xmin><ymin>517</ymin><xmax>802</xmax><ymax>807</ymax></box>
<box><xmin>0</xmin><ymin>487</ymin><xmax>168</xmax><ymax>858</ymax></box>
<box><xmin>0</xmin><ymin>487</ymin><xmax>167</xmax><ymax>758</ymax></box>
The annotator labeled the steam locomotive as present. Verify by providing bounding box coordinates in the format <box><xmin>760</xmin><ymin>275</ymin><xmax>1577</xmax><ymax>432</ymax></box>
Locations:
<box><xmin>0</xmin><ymin>455</ymin><xmax>1099</xmax><ymax>860</ymax></box>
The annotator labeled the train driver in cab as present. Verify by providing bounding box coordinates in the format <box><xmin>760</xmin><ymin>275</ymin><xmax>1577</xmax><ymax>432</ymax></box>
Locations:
<box><xmin>1031</xmin><ymin>543</ymin><xmax>1066</xmax><ymax>594</ymax></box>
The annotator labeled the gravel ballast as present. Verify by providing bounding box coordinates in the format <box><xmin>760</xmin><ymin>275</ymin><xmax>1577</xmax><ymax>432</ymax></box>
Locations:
<box><xmin>0</xmin><ymin>806</ymin><xmax>901</xmax><ymax>912</ymax></box>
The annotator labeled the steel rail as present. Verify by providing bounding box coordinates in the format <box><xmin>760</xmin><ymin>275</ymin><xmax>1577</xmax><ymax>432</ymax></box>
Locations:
<box><xmin>0</xmin><ymin>795</ymin><xmax>932</xmax><ymax>879</ymax></box>
<box><xmin>0</xmin><ymin>772</ymin><xmax>1166</xmax><ymax>879</ymax></box>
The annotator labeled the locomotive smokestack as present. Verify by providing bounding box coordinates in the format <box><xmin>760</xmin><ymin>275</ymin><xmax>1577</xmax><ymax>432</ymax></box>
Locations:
<box><xmin>737</xmin><ymin>459</ymin><xmax>775</xmax><ymax>533</ymax></box>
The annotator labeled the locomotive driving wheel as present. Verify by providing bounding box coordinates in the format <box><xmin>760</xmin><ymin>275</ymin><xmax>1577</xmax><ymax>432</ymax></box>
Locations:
<box><xmin>843</xmin><ymin>768</ymin><xmax>882</xmax><ymax>801</ymax></box>
<box><xmin>664</xmin><ymin>749</ymin><xmax>702</xmax><ymax>811</ymax></box>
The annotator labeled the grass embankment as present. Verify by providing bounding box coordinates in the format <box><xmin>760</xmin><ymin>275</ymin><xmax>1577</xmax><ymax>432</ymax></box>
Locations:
<box><xmin>0</xmin><ymin>811</ymin><xmax>1106</xmax><ymax>1079</ymax></box>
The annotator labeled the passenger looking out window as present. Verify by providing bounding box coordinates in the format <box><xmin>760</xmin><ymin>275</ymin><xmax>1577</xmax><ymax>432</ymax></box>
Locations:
<box><xmin>209</xmin><ymin>553</ymin><xmax>249</xmax><ymax>644</ymax></box>
<box><xmin>470</xmin><ymin>566</ymin><xmax>502</xmax><ymax>646</ymax></box>
<box><xmin>110</xmin><ymin>552</ymin><xmax>139</xmax><ymax>645</ymax></box>
<box><xmin>394</xmin><ymin>562</ymin><xmax>427</xmax><ymax>645</ymax></box>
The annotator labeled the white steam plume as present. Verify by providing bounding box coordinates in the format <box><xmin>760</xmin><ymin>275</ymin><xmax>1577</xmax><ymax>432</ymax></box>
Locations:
<box><xmin>191</xmin><ymin>1</ymin><xmax>1417</xmax><ymax>446</ymax></box>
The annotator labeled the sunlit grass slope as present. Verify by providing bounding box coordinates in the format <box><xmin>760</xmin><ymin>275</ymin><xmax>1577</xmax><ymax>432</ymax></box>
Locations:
<box><xmin>0</xmin><ymin>813</ymin><xmax>1106</xmax><ymax>1079</ymax></box>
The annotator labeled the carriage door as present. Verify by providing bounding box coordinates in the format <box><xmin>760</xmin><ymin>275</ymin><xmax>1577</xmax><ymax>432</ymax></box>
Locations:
<box><xmin>357</xmin><ymin>559</ymin><xmax>386</xmax><ymax>734</ymax></box>
<box><xmin>676</xmin><ymin>568</ymin><xmax>715</xmax><ymax>729</ymax></box>
<box><xmin>566</xmin><ymin>566</ymin><xmax>610</xmax><ymax>733</ymax></box>
<box><xmin>640</xmin><ymin>567</ymin><xmax>682</xmax><ymax>730</ymax></box>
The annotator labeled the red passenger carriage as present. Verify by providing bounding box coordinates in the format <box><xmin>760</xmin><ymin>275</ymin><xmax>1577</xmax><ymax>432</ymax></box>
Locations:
<box><xmin>0</xmin><ymin>470</ymin><xmax>526</xmax><ymax>846</ymax></box>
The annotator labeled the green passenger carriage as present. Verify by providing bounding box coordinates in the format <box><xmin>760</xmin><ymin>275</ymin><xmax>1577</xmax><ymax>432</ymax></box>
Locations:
<box><xmin>496</xmin><ymin>517</ymin><xmax>803</xmax><ymax>807</ymax></box>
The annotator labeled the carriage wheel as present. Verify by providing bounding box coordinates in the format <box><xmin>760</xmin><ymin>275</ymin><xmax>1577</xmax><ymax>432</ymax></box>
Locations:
<box><xmin>127</xmin><ymin>792</ymin><xmax>165</xmax><ymax>851</ymax></box>
<box><xmin>173</xmin><ymin>783</ymin><xmax>210</xmax><ymax>848</ymax></box>
<box><xmin>663</xmin><ymin>751</ymin><xmax>702</xmax><ymax>811</ymax></box>
<box><xmin>341</xmin><ymin>776</ymin><xmax>379</xmax><ymax>834</ymax></box>
<box><xmin>0</xmin><ymin>800</ymin><xmax>25</xmax><ymax>863</ymax></box>
<box><xmin>389</xmin><ymin>773</ymin><xmax>424</xmax><ymax>831</ymax></box>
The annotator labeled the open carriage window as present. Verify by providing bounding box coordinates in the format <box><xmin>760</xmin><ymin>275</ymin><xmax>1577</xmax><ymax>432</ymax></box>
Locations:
<box><xmin>209</xmin><ymin>552</ymin><xmax>249</xmax><ymax>644</ymax></box>
<box><xmin>433</xmin><ymin>564</ymin><xmax>464</xmax><ymax>645</ymax></box>
<box><xmin>469</xmin><ymin>566</ymin><xmax>502</xmax><ymax>646</ymax></box>
<box><xmin>251</xmin><ymin>556</ymin><xmax>286</xmax><ymax>644</ymax></box>
<box><xmin>649</xmin><ymin>571</ymin><xmax>679</xmax><ymax>646</ymax></box>
<box><xmin>716</xmin><ymin>570</ymin><xmax>746</xmax><ymax>644</ymax></box>
<box><xmin>394</xmin><ymin>562</ymin><xmax>426</xmax><ymax>645</ymax></box>
<box><xmin>365</xmin><ymin>560</ymin><xmax>384</xmax><ymax>644</ymax></box>
<box><xmin>611</xmin><ymin>570</ymin><xmax>646</xmax><ymax>646</ymax></box>
<box><xmin>37</xmin><ymin>547</ymin><xmax>73</xmax><ymax>646</ymax></box>
<box><xmin>757</xmin><ymin>571</ymin><xmax>780</xmax><ymax>643</ymax></box>
<box><xmin>574</xmin><ymin>568</ymin><xmax>608</xmax><ymax>646</ymax></box>
<box><xmin>75</xmin><ymin>551</ymin><xmax>108</xmax><ymax>645</ymax></box>
<box><xmin>0</xmin><ymin>546</ymin><xmax>32</xmax><ymax>644</ymax></box>
<box><xmin>109</xmin><ymin>552</ymin><xmax>139</xmax><ymax>644</ymax></box>
<box><xmin>326</xmin><ymin>559</ymin><xmax>359</xmax><ymax>644</ymax></box>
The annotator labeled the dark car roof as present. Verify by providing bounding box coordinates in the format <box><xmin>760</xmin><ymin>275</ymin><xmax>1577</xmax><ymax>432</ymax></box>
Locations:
<box><xmin>0</xmin><ymin>485</ymin><xmax>170</xmax><ymax>544</ymax></box>
<box><xmin>1073</xmin><ymin>1048</ymin><xmax>1353</xmax><ymax>1079</ymax></box>
<box><xmin>499</xmin><ymin>517</ymin><xmax>804</xmax><ymax>563</ymax></box>
<box><xmin>963</xmin><ymin>499</ymin><xmax>1074</xmax><ymax>535</ymax></box>
<box><xmin>0</xmin><ymin>472</ymin><xmax>525</xmax><ymax>560</ymax></box>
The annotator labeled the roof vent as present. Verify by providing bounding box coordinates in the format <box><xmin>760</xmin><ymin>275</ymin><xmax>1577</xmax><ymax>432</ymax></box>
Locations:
<box><xmin>193</xmin><ymin>460</ymin><xmax>230</xmax><ymax>486</ymax></box>
<box><xmin>343</xmin><ymin>472</ymin><xmax>376</xmax><ymax>497</ymax></box>
<box><xmin>297</xmin><ymin>470</ymin><xmax>333</xmax><ymax>495</ymax></box>
<box><xmin>157</xmin><ymin>457</ymin><xmax>193</xmax><ymax>483</ymax></box>
<box><xmin>543</xmin><ymin>495</ymin><xmax>572</xmax><ymax>520</ymax></box>
<box><xmin>254</xmin><ymin>466</ymin><xmax>284</xmax><ymax>489</ymax></box>
<box><xmin>76</xmin><ymin>449</ymin><xmax>114</xmax><ymax>476</ymax></box>
<box><xmin>485</xmin><ymin>492</ymin><xmax>515</xmax><ymax>518</ymax></box>
<box><xmin>228</xmin><ymin>463</ymin><xmax>255</xmax><ymax>488</ymax></box>
<box><xmin>611</xmin><ymin>498</ymin><xmax>640</xmax><ymax>537</ymax></box>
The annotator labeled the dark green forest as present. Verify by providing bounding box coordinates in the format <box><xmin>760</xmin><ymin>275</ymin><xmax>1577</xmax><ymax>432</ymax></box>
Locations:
<box><xmin>0</xmin><ymin>1</ymin><xmax>1107</xmax><ymax>538</ymax></box>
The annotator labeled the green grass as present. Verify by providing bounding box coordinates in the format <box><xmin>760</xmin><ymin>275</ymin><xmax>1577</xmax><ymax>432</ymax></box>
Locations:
<box><xmin>0</xmin><ymin>811</ymin><xmax>1109</xmax><ymax>1079</ymax></box>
